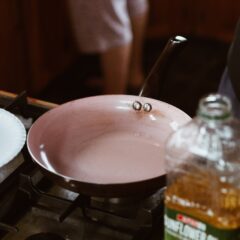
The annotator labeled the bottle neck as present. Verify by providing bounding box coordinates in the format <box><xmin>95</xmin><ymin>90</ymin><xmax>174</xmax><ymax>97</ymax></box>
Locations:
<box><xmin>197</xmin><ymin>94</ymin><xmax>232</xmax><ymax>122</ymax></box>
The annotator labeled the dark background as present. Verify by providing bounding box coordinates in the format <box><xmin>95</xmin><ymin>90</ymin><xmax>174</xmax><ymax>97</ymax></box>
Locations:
<box><xmin>38</xmin><ymin>37</ymin><xmax>228</xmax><ymax>117</ymax></box>
<box><xmin>0</xmin><ymin>0</ymin><xmax>237</xmax><ymax>117</ymax></box>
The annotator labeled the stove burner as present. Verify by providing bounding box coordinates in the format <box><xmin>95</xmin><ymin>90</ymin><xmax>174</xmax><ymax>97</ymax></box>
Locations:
<box><xmin>25</xmin><ymin>233</ymin><xmax>65</xmax><ymax>240</ymax></box>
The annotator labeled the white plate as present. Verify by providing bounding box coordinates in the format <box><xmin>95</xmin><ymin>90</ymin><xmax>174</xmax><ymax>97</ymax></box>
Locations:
<box><xmin>0</xmin><ymin>108</ymin><xmax>26</xmax><ymax>167</ymax></box>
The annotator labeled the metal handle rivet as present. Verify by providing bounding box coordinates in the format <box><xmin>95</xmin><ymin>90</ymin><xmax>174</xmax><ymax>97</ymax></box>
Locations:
<box><xmin>143</xmin><ymin>103</ymin><xmax>152</xmax><ymax>112</ymax></box>
<box><xmin>132</xmin><ymin>101</ymin><xmax>142</xmax><ymax>111</ymax></box>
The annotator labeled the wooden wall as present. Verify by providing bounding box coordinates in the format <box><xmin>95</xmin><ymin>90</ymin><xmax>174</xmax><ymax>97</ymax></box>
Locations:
<box><xmin>0</xmin><ymin>0</ymin><xmax>28</xmax><ymax>94</ymax></box>
<box><xmin>0</xmin><ymin>0</ymin><xmax>239</xmax><ymax>95</ymax></box>
<box><xmin>22</xmin><ymin>0</ymin><xmax>76</xmax><ymax>94</ymax></box>
<box><xmin>0</xmin><ymin>0</ymin><xmax>76</xmax><ymax>95</ymax></box>
<box><xmin>147</xmin><ymin>0</ymin><xmax>240</xmax><ymax>42</ymax></box>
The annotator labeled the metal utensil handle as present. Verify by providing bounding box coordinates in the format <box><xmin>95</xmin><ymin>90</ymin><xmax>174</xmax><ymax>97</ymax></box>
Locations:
<box><xmin>133</xmin><ymin>35</ymin><xmax>187</xmax><ymax>112</ymax></box>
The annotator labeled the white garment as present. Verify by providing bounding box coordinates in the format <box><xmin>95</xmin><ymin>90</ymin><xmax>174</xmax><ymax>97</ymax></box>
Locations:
<box><xmin>68</xmin><ymin>0</ymin><xmax>148</xmax><ymax>53</ymax></box>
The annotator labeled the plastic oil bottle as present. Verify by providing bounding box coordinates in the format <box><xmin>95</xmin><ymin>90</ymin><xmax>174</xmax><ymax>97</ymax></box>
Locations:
<box><xmin>164</xmin><ymin>94</ymin><xmax>240</xmax><ymax>240</ymax></box>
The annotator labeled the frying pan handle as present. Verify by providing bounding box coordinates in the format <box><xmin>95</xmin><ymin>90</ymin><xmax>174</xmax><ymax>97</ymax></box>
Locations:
<box><xmin>133</xmin><ymin>35</ymin><xmax>187</xmax><ymax>112</ymax></box>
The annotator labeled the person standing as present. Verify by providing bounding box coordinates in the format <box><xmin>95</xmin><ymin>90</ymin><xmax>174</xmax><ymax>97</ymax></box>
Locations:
<box><xmin>68</xmin><ymin>0</ymin><xmax>149</xmax><ymax>94</ymax></box>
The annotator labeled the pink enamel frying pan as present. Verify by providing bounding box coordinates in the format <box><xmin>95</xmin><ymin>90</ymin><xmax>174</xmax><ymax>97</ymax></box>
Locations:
<box><xmin>27</xmin><ymin>37</ymin><xmax>191</xmax><ymax>197</ymax></box>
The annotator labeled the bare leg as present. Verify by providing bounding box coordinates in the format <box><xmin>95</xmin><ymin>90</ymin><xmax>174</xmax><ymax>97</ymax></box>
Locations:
<box><xmin>128</xmin><ymin>11</ymin><xmax>148</xmax><ymax>91</ymax></box>
<box><xmin>100</xmin><ymin>43</ymin><xmax>132</xmax><ymax>94</ymax></box>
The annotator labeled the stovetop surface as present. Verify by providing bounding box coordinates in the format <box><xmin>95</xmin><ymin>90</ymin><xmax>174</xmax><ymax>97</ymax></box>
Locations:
<box><xmin>1</xmin><ymin>160</ymin><xmax>131</xmax><ymax>240</ymax></box>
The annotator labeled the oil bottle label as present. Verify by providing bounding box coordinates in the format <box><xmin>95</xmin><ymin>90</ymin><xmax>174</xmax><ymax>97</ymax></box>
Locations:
<box><xmin>164</xmin><ymin>207</ymin><xmax>240</xmax><ymax>240</ymax></box>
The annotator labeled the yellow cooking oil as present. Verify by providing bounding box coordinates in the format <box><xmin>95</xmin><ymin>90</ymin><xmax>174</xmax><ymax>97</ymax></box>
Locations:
<box><xmin>164</xmin><ymin>94</ymin><xmax>240</xmax><ymax>240</ymax></box>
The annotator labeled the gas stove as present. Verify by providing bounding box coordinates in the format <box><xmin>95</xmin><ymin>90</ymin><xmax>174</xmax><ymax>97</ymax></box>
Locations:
<box><xmin>0</xmin><ymin>91</ymin><xmax>165</xmax><ymax>240</ymax></box>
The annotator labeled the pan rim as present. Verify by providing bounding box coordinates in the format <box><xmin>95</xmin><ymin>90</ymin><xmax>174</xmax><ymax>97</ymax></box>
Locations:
<box><xmin>27</xmin><ymin>95</ymin><xmax>190</xmax><ymax>188</ymax></box>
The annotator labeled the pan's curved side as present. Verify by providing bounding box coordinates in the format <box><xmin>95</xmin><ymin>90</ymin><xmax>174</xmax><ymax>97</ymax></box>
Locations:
<box><xmin>27</xmin><ymin>95</ymin><xmax>190</xmax><ymax>197</ymax></box>
<box><xmin>36</xmin><ymin>163</ymin><xmax>166</xmax><ymax>198</ymax></box>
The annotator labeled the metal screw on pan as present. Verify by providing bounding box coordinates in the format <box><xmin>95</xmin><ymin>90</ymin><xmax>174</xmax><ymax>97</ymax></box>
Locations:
<box><xmin>143</xmin><ymin>103</ymin><xmax>152</xmax><ymax>112</ymax></box>
<box><xmin>132</xmin><ymin>101</ymin><xmax>142</xmax><ymax>111</ymax></box>
<box><xmin>132</xmin><ymin>101</ymin><xmax>152</xmax><ymax>112</ymax></box>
